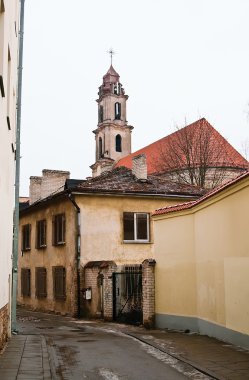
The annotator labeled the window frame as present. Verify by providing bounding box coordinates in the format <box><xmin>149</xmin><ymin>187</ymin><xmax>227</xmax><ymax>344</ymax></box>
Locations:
<box><xmin>115</xmin><ymin>134</ymin><xmax>122</xmax><ymax>152</ymax></box>
<box><xmin>35</xmin><ymin>267</ymin><xmax>47</xmax><ymax>298</ymax></box>
<box><xmin>21</xmin><ymin>268</ymin><xmax>31</xmax><ymax>297</ymax></box>
<box><xmin>36</xmin><ymin>219</ymin><xmax>47</xmax><ymax>249</ymax></box>
<box><xmin>123</xmin><ymin>212</ymin><xmax>150</xmax><ymax>243</ymax></box>
<box><xmin>52</xmin><ymin>213</ymin><xmax>66</xmax><ymax>246</ymax></box>
<box><xmin>53</xmin><ymin>266</ymin><xmax>66</xmax><ymax>301</ymax></box>
<box><xmin>114</xmin><ymin>102</ymin><xmax>121</xmax><ymax>120</ymax></box>
<box><xmin>22</xmin><ymin>223</ymin><xmax>31</xmax><ymax>251</ymax></box>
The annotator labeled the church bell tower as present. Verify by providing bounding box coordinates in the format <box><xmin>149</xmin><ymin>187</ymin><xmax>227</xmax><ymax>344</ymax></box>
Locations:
<box><xmin>90</xmin><ymin>63</ymin><xmax>133</xmax><ymax>177</ymax></box>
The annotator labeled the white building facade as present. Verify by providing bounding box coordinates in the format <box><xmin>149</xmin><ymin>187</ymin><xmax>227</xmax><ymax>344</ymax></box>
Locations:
<box><xmin>0</xmin><ymin>0</ymin><xmax>19</xmax><ymax>349</ymax></box>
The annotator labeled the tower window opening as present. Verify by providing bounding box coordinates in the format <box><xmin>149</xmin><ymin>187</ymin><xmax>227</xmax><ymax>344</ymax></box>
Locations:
<box><xmin>116</xmin><ymin>134</ymin><xmax>122</xmax><ymax>152</ymax></box>
<box><xmin>99</xmin><ymin>105</ymin><xmax>103</xmax><ymax>123</ymax></box>
<box><xmin>114</xmin><ymin>83</ymin><xmax>120</xmax><ymax>95</ymax></box>
<box><xmin>99</xmin><ymin>137</ymin><xmax>103</xmax><ymax>158</ymax></box>
<box><xmin>115</xmin><ymin>102</ymin><xmax>121</xmax><ymax>120</ymax></box>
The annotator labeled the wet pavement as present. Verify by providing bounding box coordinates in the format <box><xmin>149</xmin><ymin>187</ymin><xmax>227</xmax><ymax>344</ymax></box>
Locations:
<box><xmin>0</xmin><ymin>308</ymin><xmax>249</xmax><ymax>379</ymax></box>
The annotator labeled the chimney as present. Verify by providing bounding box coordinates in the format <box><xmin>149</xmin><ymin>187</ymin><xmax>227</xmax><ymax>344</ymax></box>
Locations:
<box><xmin>29</xmin><ymin>176</ymin><xmax>42</xmax><ymax>204</ymax></box>
<box><xmin>29</xmin><ymin>169</ymin><xmax>70</xmax><ymax>204</ymax></box>
<box><xmin>132</xmin><ymin>154</ymin><xmax>147</xmax><ymax>181</ymax></box>
<box><xmin>41</xmin><ymin>169</ymin><xmax>70</xmax><ymax>199</ymax></box>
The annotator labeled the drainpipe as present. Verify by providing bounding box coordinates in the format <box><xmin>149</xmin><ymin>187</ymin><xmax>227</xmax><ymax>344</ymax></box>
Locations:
<box><xmin>67</xmin><ymin>192</ymin><xmax>81</xmax><ymax>318</ymax></box>
<box><xmin>11</xmin><ymin>0</ymin><xmax>25</xmax><ymax>333</ymax></box>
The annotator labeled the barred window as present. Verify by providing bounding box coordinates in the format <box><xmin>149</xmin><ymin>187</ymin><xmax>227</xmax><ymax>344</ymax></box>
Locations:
<box><xmin>21</xmin><ymin>268</ymin><xmax>31</xmax><ymax>297</ymax></box>
<box><xmin>35</xmin><ymin>267</ymin><xmax>47</xmax><ymax>298</ymax></box>
<box><xmin>123</xmin><ymin>212</ymin><xmax>149</xmax><ymax>242</ymax></box>
<box><xmin>53</xmin><ymin>266</ymin><xmax>66</xmax><ymax>300</ymax></box>
<box><xmin>22</xmin><ymin>224</ymin><xmax>31</xmax><ymax>251</ymax></box>
<box><xmin>52</xmin><ymin>214</ymin><xmax>65</xmax><ymax>245</ymax></box>
<box><xmin>36</xmin><ymin>220</ymin><xmax>46</xmax><ymax>249</ymax></box>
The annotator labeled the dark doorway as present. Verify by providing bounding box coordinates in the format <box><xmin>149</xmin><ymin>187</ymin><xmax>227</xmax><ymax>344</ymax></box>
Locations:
<box><xmin>113</xmin><ymin>267</ymin><xmax>142</xmax><ymax>325</ymax></box>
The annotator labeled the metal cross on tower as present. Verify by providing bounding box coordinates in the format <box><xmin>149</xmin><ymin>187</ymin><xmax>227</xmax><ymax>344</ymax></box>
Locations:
<box><xmin>107</xmin><ymin>48</ymin><xmax>115</xmax><ymax>65</ymax></box>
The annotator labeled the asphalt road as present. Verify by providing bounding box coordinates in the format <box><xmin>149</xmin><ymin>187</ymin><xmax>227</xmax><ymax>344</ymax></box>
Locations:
<box><xmin>17</xmin><ymin>309</ymin><xmax>211</xmax><ymax>380</ymax></box>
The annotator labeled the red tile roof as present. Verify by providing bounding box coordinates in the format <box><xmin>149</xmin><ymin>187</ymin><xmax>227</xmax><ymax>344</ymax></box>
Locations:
<box><xmin>115</xmin><ymin>118</ymin><xmax>248</xmax><ymax>174</ymax></box>
<box><xmin>153</xmin><ymin>170</ymin><xmax>249</xmax><ymax>216</ymax></box>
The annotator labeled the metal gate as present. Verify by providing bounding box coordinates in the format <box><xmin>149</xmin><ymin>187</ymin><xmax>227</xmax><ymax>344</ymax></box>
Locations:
<box><xmin>113</xmin><ymin>267</ymin><xmax>142</xmax><ymax>325</ymax></box>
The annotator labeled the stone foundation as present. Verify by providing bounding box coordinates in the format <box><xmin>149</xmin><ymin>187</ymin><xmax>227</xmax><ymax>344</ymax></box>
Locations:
<box><xmin>0</xmin><ymin>304</ymin><xmax>9</xmax><ymax>351</ymax></box>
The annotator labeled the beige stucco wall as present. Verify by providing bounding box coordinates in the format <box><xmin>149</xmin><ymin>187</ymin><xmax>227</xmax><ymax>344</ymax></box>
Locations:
<box><xmin>154</xmin><ymin>176</ymin><xmax>249</xmax><ymax>338</ymax></box>
<box><xmin>76</xmin><ymin>194</ymin><xmax>190</xmax><ymax>267</ymax></box>
<box><xmin>18</xmin><ymin>198</ymin><xmax>77</xmax><ymax>315</ymax></box>
<box><xmin>0</xmin><ymin>0</ymin><xmax>19</xmax><ymax>328</ymax></box>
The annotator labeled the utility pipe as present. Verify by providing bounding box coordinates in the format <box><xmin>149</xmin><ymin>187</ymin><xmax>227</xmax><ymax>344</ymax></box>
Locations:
<box><xmin>11</xmin><ymin>0</ymin><xmax>25</xmax><ymax>333</ymax></box>
<box><xmin>67</xmin><ymin>192</ymin><xmax>81</xmax><ymax>318</ymax></box>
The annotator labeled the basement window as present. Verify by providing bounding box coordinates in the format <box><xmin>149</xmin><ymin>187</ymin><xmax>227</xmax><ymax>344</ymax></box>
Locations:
<box><xmin>123</xmin><ymin>212</ymin><xmax>150</xmax><ymax>242</ymax></box>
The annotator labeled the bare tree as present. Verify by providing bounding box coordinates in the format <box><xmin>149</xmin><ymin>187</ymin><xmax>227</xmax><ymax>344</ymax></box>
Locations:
<box><xmin>241</xmin><ymin>139</ymin><xmax>249</xmax><ymax>160</ymax></box>
<box><xmin>153</xmin><ymin>119</ymin><xmax>246</xmax><ymax>189</ymax></box>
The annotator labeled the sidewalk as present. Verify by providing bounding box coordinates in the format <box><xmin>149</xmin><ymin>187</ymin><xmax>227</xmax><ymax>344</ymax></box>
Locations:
<box><xmin>0</xmin><ymin>334</ymin><xmax>51</xmax><ymax>380</ymax></box>
<box><xmin>123</xmin><ymin>328</ymin><xmax>249</xmax><ymax>380</ymax></box>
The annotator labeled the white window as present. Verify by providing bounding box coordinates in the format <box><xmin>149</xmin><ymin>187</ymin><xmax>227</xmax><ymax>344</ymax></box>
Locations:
<box><xmin>123</xmin><ymin>212</ymin><xmax>150</xmax><ymax>242</ymax></box>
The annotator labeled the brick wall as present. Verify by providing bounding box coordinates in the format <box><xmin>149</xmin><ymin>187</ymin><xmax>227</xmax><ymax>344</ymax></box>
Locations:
<box><xmin>29</xmin><ymin>170</ymin><xmax>70</xmax><ymax>204</ymax></box>
<box><xmin>132</xmin><ymin>154</ymin><xmax>147</xmax><ymax>180</ymax></box>
<box><xmin>81</xmin><ymin>262</ymin><xmax>117</xmax><ymax>320</ymax></box>
<box><xmin>142</xmin><ymin>259</ymin><xmax>156</xmax><ymax>328</ymax></box>
<box><xmin>102</xmin><ymin>263</ymin><xmax>117</xmax><ymax>321</ymax></box>
<box><xmin>0</xmin><ymin>304</ymin><xmax>9</xmax><ymax>351</ymax></box>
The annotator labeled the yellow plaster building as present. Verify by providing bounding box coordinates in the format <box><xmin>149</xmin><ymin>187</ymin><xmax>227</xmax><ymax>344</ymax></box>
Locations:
<box><xmin>153</xmin><ymin>171</ymin><xmax>249</xmax><ymax>348</ymax></box>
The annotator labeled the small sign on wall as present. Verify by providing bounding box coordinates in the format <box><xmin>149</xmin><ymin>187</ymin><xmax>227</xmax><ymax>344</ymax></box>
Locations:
<box><xmin>82</xmin><ymin>287</ymin><xmax>92</xmax><ymax>300</ymax></box>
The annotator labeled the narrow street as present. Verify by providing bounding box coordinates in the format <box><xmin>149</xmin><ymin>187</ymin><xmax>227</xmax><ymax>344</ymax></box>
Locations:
<box><xmin>0</xmin><ymin>309</ymin><xmax>215</xmax><ymax>380</ymax></box>
<box><xmin>1</xmin><ymin>308</ymin><xmax>249</xmax><ymax>379</ymax></box>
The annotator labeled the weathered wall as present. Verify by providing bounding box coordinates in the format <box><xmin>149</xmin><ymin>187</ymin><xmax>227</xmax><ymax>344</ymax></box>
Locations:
<box><xmin>154</xmin><ymin>176</ymin><xmax>249</xmax><ymax>347</ymax></box>
<box><xmin>76</xmin><ymin>194</ymin><xmax>188</xmax><ymax>266</ymax></box>
<box><xmin>0</xmin><ymin>304</ymin><xmax>9</xmax><ymax>351</ymax></box>
<box><xmin>0</xmin><ymin>0</ymin><xmax>19</xmax><ymax>346</ymax></box>
<box><xmin>18</xmin><ymin>197</ymin><xmax>77</xmax><ymax>316</ymax></box>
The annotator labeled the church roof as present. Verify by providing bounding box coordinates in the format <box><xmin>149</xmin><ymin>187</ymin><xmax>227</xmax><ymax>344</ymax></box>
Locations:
<box><xmin>103</xmin><ymin>65</ymin><xmax>120</xmax><ymax>84</ymax></box>
<box><xmin>153</xmin><ymin>170</ymin><xmax>249</xmax><ymax>216</ymax></box>
<box><xmin>115</xmin><ymin>118</ymin><xmax>248</xmax><ymax>174</ymax></box>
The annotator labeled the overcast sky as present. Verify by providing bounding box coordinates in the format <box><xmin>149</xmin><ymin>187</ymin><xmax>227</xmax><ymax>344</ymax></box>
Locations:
<box><xmin>20</xmin><ymin>0</ymin><xmax>249</xmax><ymax>195</ymax></box>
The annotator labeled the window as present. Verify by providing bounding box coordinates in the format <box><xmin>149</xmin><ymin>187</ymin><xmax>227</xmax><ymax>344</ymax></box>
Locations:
<box><xmin>22</xmin><ymin>224</ymin><xmax>31</xmax><ymax>251</ymax></box>
<box><xmin>98</xmin><ymin>105</ymin><xmax>103</xmax><ymax>123</ymax></box>
<box><xmin>53</xmin><ymin>266</ymin><xmax>66</xmax><ymax>300</ymax></box>
<box><xmin>52</xmin><ymin>214</ymin><xmax>65</xmax><ymax>245</ymax></box>
<box><xmin>114</xmin><ymin>102</ymin><xmax>121</xmax><ymax>120</ymax></box>
<box><xmin>36</xmin><ymin>219</ymin><xmax>46</xmax><ymax>248</ymax></box>
<box><xmin>123</xmin><ymin>212</ymin><xmax>150</xmax><ymax>242</ymax></box>
<box><xmin>21</xmin><ymin>268</ymin><xmax>31</xmax><ymax>297</ymax></box>
<box><xmin>99</xmin><ymin>137</ymin><xmax>103</xmax><ymax>158</ymax></box>
<box><xmin>115</xmin><ymin>134</ymin><xmax>122</xmax><ymax>152</ymax></box>
<box><xmin>36</xmin><ymin>267</ymin><xmax>47</xmax><ymax>298</ymax></box>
